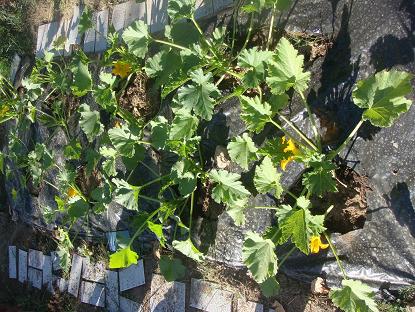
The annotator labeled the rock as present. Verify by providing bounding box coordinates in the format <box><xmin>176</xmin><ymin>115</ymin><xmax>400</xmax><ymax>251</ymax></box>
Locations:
<box><xmin>214</xmin><ymin>145</ymin><xmax>231</xmax><ymax>169</ymax></box>
<box><xmin>189</xmin><ymin>278</ymin><xmax>233</xmax><ymax>312</ymax></box>
<box><xmin>8</xmin><ymin>246</ymin><xmax>17</xmax><ymax>279</ymax></box>
<box><xmin>149</xmin><ymin>274</ymin><xmax>186</xmax><ymax>312</ymax></box>
<box><xmin>119</xmin><ymin>260</ymin><xmax>145</xmax><ymax>291</ymax></box>
<box><xmin>310</xmin><ymin>277</ymin><xmax>329</xmax><ymax>295</ymax></box>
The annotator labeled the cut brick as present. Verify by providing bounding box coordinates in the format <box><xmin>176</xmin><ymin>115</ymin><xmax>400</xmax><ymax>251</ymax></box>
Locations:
<box><xmin>18</xmin><ymin>249</ymin><xmax>28</xmax><ymax>283</ymax></box>
<box><xmin>106</xmin><ymin>270</ymin><xmax>119</xmax><ymax>312</ymax></box>
<box><xmin>80</xmin><ymin>281</ymin><xmax>106</xmax><ymax>307</ymax></box>
<box><xmin>28</xmin><ymin>267</ymin><xmax>42</xmax><ymax>289</ymax></box>
<box><xmin>119</xmin><ymin>260</ymin><xmax>145</xmax><ymax>291</ymax></box>
<box><xmin>51</xmin><ymin>251</ymin><xmax>62</xmax><ymax>271</ymax></box>
<box><xmin>65</xmin><ymin>6</ymin><xmax>83</xmax><ymax>55</ymax></box>
<box><xmin>120</xmin><ymin>296</ymin><xmax>142</xmax><ymax>312</ymax></box>
<box><xmin>111</xmin><ymin>2</ymin><xmax>128</xmax><ymax>33</ymax></box>
<box><xmin>195</xmin><ymin>0</ymin><xmax>214</xmax><ymax>19</ymax></box>
<box><xmin>28</xmin><ymin>249</ymin><xmax>45</xmax><ymax>269</ymax></box>
<box><xmin>9</xmin><ymin>246</ymin><xmax>17</xmax><ymax>279</ymax></box>
<box><xmin>68</xmin><ymin>254</ymin><xmax>84</xmax><ymax>297</ymax></box>
<box><xmin>54</xmin><ymin>276</ymin><xmax>68</xmax><ymax>293</ymax></box>
<box><xmin>95</xmin><ymin>9</ymin><xmax>109</xmax><ymax>52</ymax></box>
<box><xmin>236</xmin><ymin>298</ymin><xmax>264</xmax><ymax>312</ymax></box>
<box><xmin>147</xmin><ymin>0</ymin><xmax>168</xmax><ymax>33</ymax></box>
<box><xmin>124</xmin><ymin>0</ymin><xmax>146</xmax><ymax>27</ymax></box>
<box><xmin>189</xmin><ymin>279</ymin><xmax>233</xmax><ymax>312</ymax></box>
<box><xmin>43</xmin><ymin>255</ymin><xmax>53</xmax><ymax>287</ymax></box>
<box><xmin>149</xmin><ymin>274</ymin><xmax>185</xmax><ymax>312</ymax></box>
<box><xmin>82</xmin><ymin>258</ymin><xmax>106</xmax><ymax>283</ymax></box>
<box><xmin>83</xmin><ymin>12</ymin><xmax>97</xmax><ymax>53</ymax></box>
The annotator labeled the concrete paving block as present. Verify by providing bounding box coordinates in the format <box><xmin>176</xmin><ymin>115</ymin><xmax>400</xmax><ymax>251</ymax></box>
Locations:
<box><xmin>43</xmin><ymin>255</ymin><xmax>53</xmax><ymax>286</ymax></box>
<box><xmin>84</xmin><ymin>12</ymin><xmax>97</xmax><ymax>53</ymax></box>
<box><xmin>9</xmin><ymin>54</ymin><xmax>21</xmax><ymax>83</ymax></box>
<box><xmin>195</xmin><ymin>0</ymin><xmax>214</xmax><ymax>19</ymax></box>
<box><xmin>54</xmin><ymin>19</ymin><xmax>70</xmax><ymax>55</ymax></box>
<box><xmin>124</xmin><ymin>0</ymin><xmax>146</xmax><ymax>27</ymax></box>
<box><xmin>28</xmin><ymin>267</ymin><xmax>42</xmax><ymax>289</ymax></box>
<box><xmin>236</xmin><ymin>298</ymin><xmax>264</xmax><ymax>312</ymax></box>
<box><xmin>80</xmin><ymin>281</ymin><xmax>106</xmax><ymax>307</ymax></box>
<box><xmin>9</xmin><ymin>246</ymin><xmax>17</xmax><ymax>279</ymax></box>
<box><xmin>147</xmin><ymin>0</ymin><xmax>168</xmax><ymax>33</ymax></box>
<box><xmin>36</xmin><ymin>24</ymin><xmax>47</xmax><ymax>55</ymax></box>
<box><xmin>212</xmin><ymin>0</ymin><xmax>233</xmax><ymax>12</ymax></box>
<box><xmin>149</xmin><ymin>274</ymin><xmax>185</xmax><ymax>312</ymax></box>
<box><xmin>119</xmin><ymin>260</ymin><xmax>145</xmax><ymax>291</ymax></box>
<box><xmin>189</xmin><ymin>278</ymin><xmax>233</xmax><ymax>312</ymax></box>
<box><xmin>82</xmin><ymin>258</ymin><xmax>106</xmax><ymax>283</ymax></box>
<box><xmin>54</xmin><ymin>276</ymin><xmax>68</xmax><ymax>293</ymax></box>
<box><xmin>106</xmin><ymin>270</ymin><xmax>119</xmax><ymax>312</ymax></box>
<box><xmin>111</xmin><ymin>2</ymin><xmax>129</xmax><ymax>32</ymax></box>
<box><xmin>28</xmin><ymin>249</ymin><xmax>45</xmax><ymax>269</ymax></box>
<box><xmin>18</xmin><ymin>249</ymin><xmax>28</xmax><ymax>283</ymax></box>
<box><xmin>43</xmin><ymin>21</ymin><xmax>59</xmax><ymax>52</ymax></box>
<box><xmin>66</xmin><ymin>5</ymin><xmax>83</xmax><ymax>54</ymax></box>
<box><xmin>120</xmin><ymin>296</ymin><xmax>142</xmax><ymax>312</ymax></box>
<box><xmin>106</xmin><ymin>231</ymin><xmax>130</xmax><ymax>252</ymax></box>
<box><xmin>68</xmin><ymin>254</ymin><xmax>84</xmax><ymax>297</ymax></box>
<box><xmin>95</xmin><ymin>9</ymin><xmax>109</xmax><ymax>52</ymax></box>
<box><xmin>51</xmin><ymin>251</ymin><xmax>62</xmax><ymax>271</ymax></box>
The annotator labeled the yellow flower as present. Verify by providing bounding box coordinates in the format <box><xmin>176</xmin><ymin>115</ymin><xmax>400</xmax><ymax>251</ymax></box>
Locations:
<box><xmin>0</xmin><ymin>105</ymin><xmax>9</xmax><ymax>117</ymax></box>
<box><xmin>67</xmin><ymin>187</ymin><xmax>78</xmax><ymax>198</ymax></box>
<box><xmin>310</xmin><ymin>236</ymin><xmax>329</xmax><ymax>254</ymax></box>
<box><xmin>280</xmin><ymin>136</ymin><xmax>300</xmax><ymax>170</ymax></box>
<box><xmin>112</xmin><ymin>61</ymin><xmax>131</xmax><ymax>78</ymax></box>
<box><xmin>114</xmin><ymin>120</ymin><xmax>122</xmax><ymax>128</ymax></box>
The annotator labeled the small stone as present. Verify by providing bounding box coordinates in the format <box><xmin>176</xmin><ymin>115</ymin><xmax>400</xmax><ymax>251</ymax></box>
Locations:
<box><xmin>236</xmin><ymin>297</ymin><xmax>264</xmax><ymax>312</ymax></box>
<box><xmin>310</xmin><ymin>277</ymin><xmax>329</xmax><ymax>295</ymax></box>
<box><xmin>28</xmin><ymin>249</ymin><xmax>45</xmax><ymax>269</ymax></box>
<box><xmin>119</xmin><ymin>260</ymin><xmax>145</xmax><ymax>291</ymax></box>
<box><xmin>80</xmin><ymin>281</ymin><xmax>106</xmax><ymax>307</ymax></box>
<box><xmin>120</xmin><ymin>296</ymin><xmax>142</xmax><ymax>312</ymax></box>
<box><xmin>106</xmin><ymin>270</ymin><xmax>119</xmax><ymax>312</ymax></box>
<box><xmin>28</xmin><ymin>267</ymin><xmax>42</xmax><ymax>289</ymax></box>
<box><xmin>68</xmin><ymin>254</ymin><xmax>84</xmax><ymax>297</ymax></box>
<box><xmin>149</xmin><ymin>274</ymin><xmax>186</xmax><ymax>312</ymax></box>
<box><xmin>18</xmin><ymin>249</ymin><xmax>28</xmax><ymax>283</ymax></box>
<box><xmin>82</xmin><ymin>258</ymin><xmax>106</xmax><ymax>283</ymax></box>
<box><xmin>9</xmin><ymin>246</ymin><xmax>17</xmax><ymax>279</ymax></box>
<box><xmin>189</xmin><ymin>278</ymin><xmax>233</xmax><ymax>312</ymax></box>
<box><xmin>269</xmin><ymin>301</ymin><xmax>285</xmax><ymax>312</ymax></box>
<box><xmin>215</xmin><ymin>145</ymin><xmax>231</xmax><ymax>169</ymax></box>
<box><xmin>406</xmin><ymin>306</ymin><xmax>415</xmax><ymax>312</ymax></box>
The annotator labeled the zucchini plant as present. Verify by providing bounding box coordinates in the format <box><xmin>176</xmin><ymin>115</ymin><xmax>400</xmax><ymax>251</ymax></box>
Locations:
<box><xmin>0</xmin><ymin>0</ymin><xmax>413</xmax><ymax>310</ymax></box>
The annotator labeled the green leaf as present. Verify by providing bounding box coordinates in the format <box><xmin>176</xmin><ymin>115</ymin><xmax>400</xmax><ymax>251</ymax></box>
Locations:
<box><xmin>209</xmin><ymin>169</ymin><xmax>251</xmax><ymax>205</ymax></box>
<box><xmin>267</xmin><ymin>37</ymin><xmax>310</xmax><ymax>94</ymax></box>
<box><xmin>64</xmin><ymin>140</ymin><xmax>82</xmax><ymax>160</ymax></box>
<box><xmin>242</xmin><ymin>0</ymin><xmax>268</xmax><ymax>13</ymax></box>
<box><xmin>171</xmin><ymin>159</ymin><xmax>197</xmax><ymax>196</ymax></box>
<box><xmin>122</xmin><ymin>144</ymin><xmax>145</xmax><ymax>171</ymax></box>
<box><xmin>94</xmin><ymin>72</ymin><xmax>117</xmax><ymax>112</ymax></box>
<box><xmin>227</xmin><ymin>133</ymin><xmax>258</xmax><ymax>170</ymax></box>
<box><xmin>259</xmin><ymin>137</ymin><xmax>291</xmax><ymax>163</ymax></box>
<box><xmin>302</xmin><ymin>159</ymin><xmax>337</xmax><ymax>197</ymax></box>
<box><xmin>122</xmin><ymin>20</ymin><xmax>150</xmax><ymax>58</ymax></box>
<box><xmin>240</xmin><ymin>95</ymin><xmax>273</xmax><ymax>133</ymax></box>
<box><xmin>67</xmin><ymin>197</ymin><xmax>89</xmax><ymax>219</ymax></box>
<box><xmin>330</xmin><ymin>279</ymin><xmax>379</xmax><ymax>312</ymax></box>
<box><xmin>150</xmin><ymin>116</ymin><xmax>169</xmax><ymax>149</ymax></box>
<box><xmin>173</xmin><ymin>239</ymin><xmax>204</xmax><ymax>262</ymax></box>
<box><xmin>279</xmin><ymin>208</ymin><xmax>308</xmax><ymax>254</ymax></box>
<box><xmin>100</xmin><ymin>146</ymin><xmax>118</xmax><ymax>177</ymax></box>
<box><xmin>254</xmin><ymin>156</ymin><xmax>283</xmax><ymax>198</ymax></box>
<box><xmin>78</xmin><ymin>8</ymin><xmax>93</xmax><ymax>35</ymax></box>
<box><xmin>71</xmin><ymin>60</ymin><xmax>92</xmax><ymax>96</ymax></box>
<box><xmin>238</xmin><ymin>48</ymin><xmax>273</xmax><ymax>88</ymax></box>
<box><xmin>352</xmin><ymin>70</ymin><xmax>413</xmax><ymax>127</ymax></box>
<box><xmin>79</xmin><ymin>104</ymin><xmax>104</xmax><ymax>142</ymax></box>
<box><xmin>108</xmin><ymin>124</ymin><xmax>139</xmax><ymax>157</ymax></box>
<box><xmin>167</xmin><ymin>0</ymin><xmax>195</xmax><ymax>20</ymax></box>
<box><xmin>266</xmin><ymin>0</ymin><xmax>292</xmax><ymax>10</ymax></box>
<box><xmin>226</xmin><ymin>197</ymin><xmax>248</xmax><ymax>226</ymax></box>
<box><xmin>178</xmin><ymin>69</ymin><xmax>220</xmax><ymax>121</ymax></box>
<box><xmin>147</xmin><ymin>221</ymin><xmax>166</xmax><ymax>246</ymax></box>
<box><xmin>169</xmin><ymin>110</ymin><xmax>199</xmax><ymax>140</ymax></box>
<box><xmin>109</xmin><ymin>246</ymin><xmax>139</xmax><ymax>269</ymax></box>
<box><xmin>159</xmin><ymin>256</ymin><xmax>186</xmax><ymax>282</ymax></box>
<box><xmin>242</xmin><ymin>231</ymin><xmax>278</xmax><ymax>283</ymax></box>
<box><xmin>260</xmin><ymin>276</ymin><xmax>280</xmax><ymax>297</ymax></box>
<box><xmin>85</xmin><ymin>148</ymin><xmax>101</xmax><ymax>175</ymax></box>
<box><xmin>112</xmin><ymin>178</ymin><xmax>140</xmax><ymax>211</ymax></box>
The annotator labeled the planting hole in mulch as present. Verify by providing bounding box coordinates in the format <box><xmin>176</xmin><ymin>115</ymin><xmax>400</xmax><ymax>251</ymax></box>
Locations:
<box><xmin>119</xmin><ymin>72</ymin><xmax>160</xmax><ymax>121</ymax></box>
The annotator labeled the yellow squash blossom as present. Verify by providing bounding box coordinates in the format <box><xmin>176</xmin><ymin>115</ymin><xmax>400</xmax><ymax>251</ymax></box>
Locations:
<box><xmin>280</xmin><ymin>136</ymin><xmax>300</xmax><ymax>170</ymax></box>
<box><xmin>114</xmin><ymin>120</ymin><xmax>122</xmax><ymax>128</ymax></box>
<box><xmin>310</xmin><ymin>236</ymin><xmax>329</xmax><ymax>254</ymax></box>
<box><xmin>112</xmin><ymin>61</ymin><xmax>131</xmax><ymax>78</ymax></box>
<box><xmin>67</xmin><ymin>187</ymin><xmax>78</xmax><ymax>198</ymax></box>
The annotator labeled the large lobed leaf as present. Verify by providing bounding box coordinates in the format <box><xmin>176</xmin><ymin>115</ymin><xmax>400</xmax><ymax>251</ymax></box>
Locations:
<box><xmin>238</xmin><ymin>48</ymin><xmax>273</xmax><ymax>88</ymax></box>
<box><xmin>78</xmin><ymin>104</ymin><xmax>104</xmax><ymax>142</ymax></box>
<box><xmin>242</xmin><ymin>231</ymin><xmax>278</xmax><ymax>283</ymax></box>
<box><xmin>112</xmin><ymin>178</ymin><xmax>141</xmax><ymax>211</ymax></box>
<box><xmin>109</xmin><ymin>246</ymin><xmax>138</xmax><ymax>269</ymax></box>
<box><xmin>167</xmin><ymin>0</ymin><xmax>195</xmax><ymax>20</ymax></box>
<box><xmin>159</xmin><ymin>256</ymin><xmax>186</xmax><ymax>281</ymax></box>
<box><xmin>352</xmin><ymin>69</ymin><xmax>413</xmax><ymax>127</ymax></box>
<box><xmin>254</xmin><ymin>156</ymin><xmax>283</xmax><ymax>198</ymax></box>
<box><xmin>227</xmin><ymin>133</ymin><xmax>258</xmax><ymax>170</ymax></box>
<box><xmin>122</xmin><ymin>20</ymin><xmax>150</xmax><ymax>58</ymax></box>
<box><xmin>209</xmin><ymin>169</ymin><xmax>251</xmax><ymax>206</ymax></box>
<box><xmin>266</xmin><ymin>37</ymin><xmax>310</xmax><ymax>95</ymax></box>
<box><xmin>108</xmin><ymin>124</ymin><xmax>138</xmax><ymax>158</ymax></box>
<box><xmin>240</xmin><ymin>95</ymin><xmax>273</xmax><ymax>133</ymax></box>
<box><xmin>302</xmin><ymin>159</ymin><xmax>338</xmax><ymax>197</ymax></box>
<box><xmin>71</xmin><ymin>60</ymin><xmax>92</xmax><ymax>96</ymax></box>
<box><xmin>173</xmin><ymin>239</ymin><xmax>204</xmax><ymax>262</ymax></box>
<box><xmin>169</xmin><ymin>109</ymin><xmax>199</xmax><ymax>140</ymax></box>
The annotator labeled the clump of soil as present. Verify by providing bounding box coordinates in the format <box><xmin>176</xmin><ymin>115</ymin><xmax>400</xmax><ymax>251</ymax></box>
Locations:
<box><xmin>314</xmin><ymin>165</ymin><xmax>371</xmax><ymax>234</ymax></box>
<box><xmin>119</xmin><ymin>73</ymin><xmax>160</xmax><ymax>121</ymax></box>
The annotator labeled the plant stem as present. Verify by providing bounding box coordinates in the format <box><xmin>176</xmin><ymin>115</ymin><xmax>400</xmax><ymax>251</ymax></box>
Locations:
<box><xmin>329</xmin><ymin>119</ymin><xmax>364</xmax><ymax>160</ymax></box>
<box><xmin>44</xmin><ymin>179</ymin><xmax>59</xmax><ymax>191</ymax></box>
<box><xmin>278</xmin><ymin>246</ymin><xmax>296</xmax><ymax>267</ymax></box>
<box><xmin>268</xmin><ymin>119</ymin><xmax>309</xmax><ymax>151</ymax></box>
<box><xmin>266</xmin><ymin>4</ymin><xmax>276</xmax><ymax>49</ymax></box>
<box><xmin>298</xmin><ymin>91</ymin><xmax>321</xmax><ymax>151</ymax></box>
<box><xmin>137</xmin><ymin>140</ymin><xmax>152</xmax><ymax>146</ymax></box>
<box><xmin>241</xmin><ymin>13</ymin><xmax>254</xmax><ymax>52</ymax></box>
<box><xmin>324</xmin><ymin>232</ymin><xmax>347</xmax><ymax>280</ymax></box>
<box><xmin>189</xmin><ymin>191</ymin><xmax>195</xmax><ymax>231</ymax></box>
<box><xmin>254</xmin><ymin>206</ymin><xmax>280</xmax><ymax>209</ymax></box>
<box><xmin>139</xmin><ymin>194</ymin><xmax>162</xmax><ymax>204</ymax></box>
<box><xmin>277</xmin><ymin>113</ymin><xmax>318</xmax><ymax>151</ymax></box>
<box><xmin>153</xmin><ymin>39</ymin><xmax>190</xmax><ymax>51</ymax></box>
<box><xmin>128</xmin><ymin>207</ymin><xmax>161</xmax><ymax>246</ymax></box>
<box><xmin>190</xmin><ymin>16</ymin><xmax>220</xmax><ymax>60</ymax></box>
<box><xmin>140</xmin><ymin>175</ymin><xmax>169</xmax><ymax>189</ymax></box>
<box><xmin>286</xmin><ymin>190</ymin><xmax>297</xmax><ymax>200</ymax></box>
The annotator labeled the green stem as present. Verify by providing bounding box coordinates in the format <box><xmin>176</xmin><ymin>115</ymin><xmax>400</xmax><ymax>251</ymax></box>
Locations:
<box><xmin>277</xmin><ymin>113</ymin><xmax>318</xmax><ymax>151</ymax></box>
<box><xmin>137</xmin><ymin>140</ymin><xmax>152</xmax><ymax>146</ymax></box>
<box><xmin>279</xmin><ymin>246</ymin><xmax>296</xmax><ymax>267</ymax></box>
<box><xmin>140</xmin><ymin>175</ymin><xmax>169</xmax><ymax>189</ymax></box>
<box><xmin>329</xmin><ymin>119</ymin><xmax>364</xmax><ymax>160</ymax></box>
<box><xmin>266</xmin><ymin>4</ymin><xmax>276</xmax><ymax>49</ymax></box>
<box><xmin>241</xmin><ymin>13</ymin><xmax>254</xmax><ymax>52</ymax></box>
<box><xmin>286</xmin><ymin>190</ymin><xmax>297</xmax><ymax>200</ymax></box>
<box><xmin>138</xmin><ymin>194</ymin><xmax>162</xmax><ymax>204</ymax></box>
<box><xmin>153</xmin><ymin>39</ymin><xmax>190</xmax><ymax>51</ymax></box>
<box><xmin>298</xmin><ymin>91</ymin><xmax>321</xmax><ymax>151</ymax></box>
<box><xmin>324</xmin><ymin>232</ymin><xmax>347</xmax><ymax>280</ymax></box>
<box><xmin>268</xmin><ymin>119</ymin><xmax>309</xmax><ymax>151</ymax></box>
<box><xmin>128</xmin><ymin>208</ymin><xmax>161</xmax><ymax>246</ymax></box>
<box><xmin>254</xmin><ymin>206</ymin><xmax>280</xmax><ymax>209</ymax></box>
<box><xmin>189</xmin><ymin>191</ymin><xmax>195</xmax><ymax>231</ymax></box>
<box><xmin>190</xmin><ymin>16</ymin><xmax>220</xmax><ymax>59</ymax></box>
<box><xmin>44</xmin><ymin>179</ymin><xmax>59</xmax><ymax>191</ymax></box>
<box><xmin>257</xmin><ymin>86</ymin><xmax>263</xmax><ymax>102</ymax></box>
<box><xmin>216</xmin><ymin>86</ymin><xmax>247</xmax><ymax>105</ymax></box>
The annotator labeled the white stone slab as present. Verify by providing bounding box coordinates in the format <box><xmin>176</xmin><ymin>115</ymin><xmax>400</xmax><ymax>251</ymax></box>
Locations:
<box><xmin>195</xmin><ymin>0</ymin><xmax>214</xmax><ymax>19</ymax></box>
<box><xmin>54</xmin><ymin>275</ymin><xmax>68</xmax><ymax>293</ymax></box>
<box><xmin>120</xmin><ymin>296</ymin><xmax>142</xmax><ymax>312</ymax></box>
<box><xmin>51</xmin><ymin>251</ymin><xmax>62</xmax><ymax>271</ymax></box>
<box><xmin>43</xmin><ymin>21</ymin><xmax>59</xmax><ymax>53</ymax></box>
<box><xmin>124</xmin><ymin>0</ymin><xmax>146</xmax><ymax>27</ymax></box>
<box><xmin>237</xmin><ymin>298</ymin><xmax>264</xmax><ymax>312</ymax></box>
<box><xmin>66</xmin><ymin>6</ymin><xmax>83</xmax><ymax>52</ymax></box>
<box><xmin>36</xmin><ymin>24</ymin><xmax>47</xmax><ymax>55</ymax></box>
<box><xmin>80</xmin><ymin>281</ymin><xmax>106</xmax><ymax>307</ymax></box>
<box><xmin>119</xmin><ymin>260</ymin><xmax>145</xmax><ymax>291</ymax></box>
<box><xmin>82</xmin><ymin>258</ymin><xmax>106</xmax><ymax>283</ymax></box>
<box><xmin>9</xmin><ymin>54</ymin><xmax>21</xmax><ymax>83</ymax></box>
<box><xmin>149</xmin><ymin>274</ymin><xmax>185</xmax><ymax>312</ymax></box>
<box><xmin>147</xmin><ymin>0</ymin><xmax>168</xmax><ymax>33</ymax></box>
<box><xmin>84</xmin><ymin>12</ymin><xmax>97</xmax><ymax>53</ymax></box>
<box><xmin>18</xmin><ymin>249</ymin><xmax>28</xmax><ymax>283</ymax></box>
<box><xmin>28</xmin><ymin>267</ymin><xmax>42</xmax><ymax>289</ymax></box>
<box><xmin>28</xmin><ymin>249</ymin><xmax>45</xmax><ymax>269</ymax></box>
<box><xmin>54</xmin><ymin>19</ymin><xmax>70</xmax><ymax>55</ymax></box>
<box><xmin>9</xmin><ymin>246</ymin><xmax>17</xmax><ymax>279</ymax></box>
<box><xmin>189</xmin><ymin>279</ymin><xmax>233</xmax><ymax>312</ymax></box>
<box><xmin>68</xmin><ymin>254</ymin><xmax>84</xmax><ymax>297</ymax></box>
<box><xmin>95</xmin><ymin>9</ymin><xmax>109</xmax><ymax>52</ymax></box>
<box><xmin>111</xmin><ymin>2</ymin><xmax>129</xmax><ymax>33</ymax></box>
<box><xmin>43</xmin><ymin>255</ymin><xmax>53</xmax><ymax>286</ymax></box>
<box><xmin>106</xmin><ymin>270</ymin><xmax>119</xmax><ymax>312</ymax></box>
